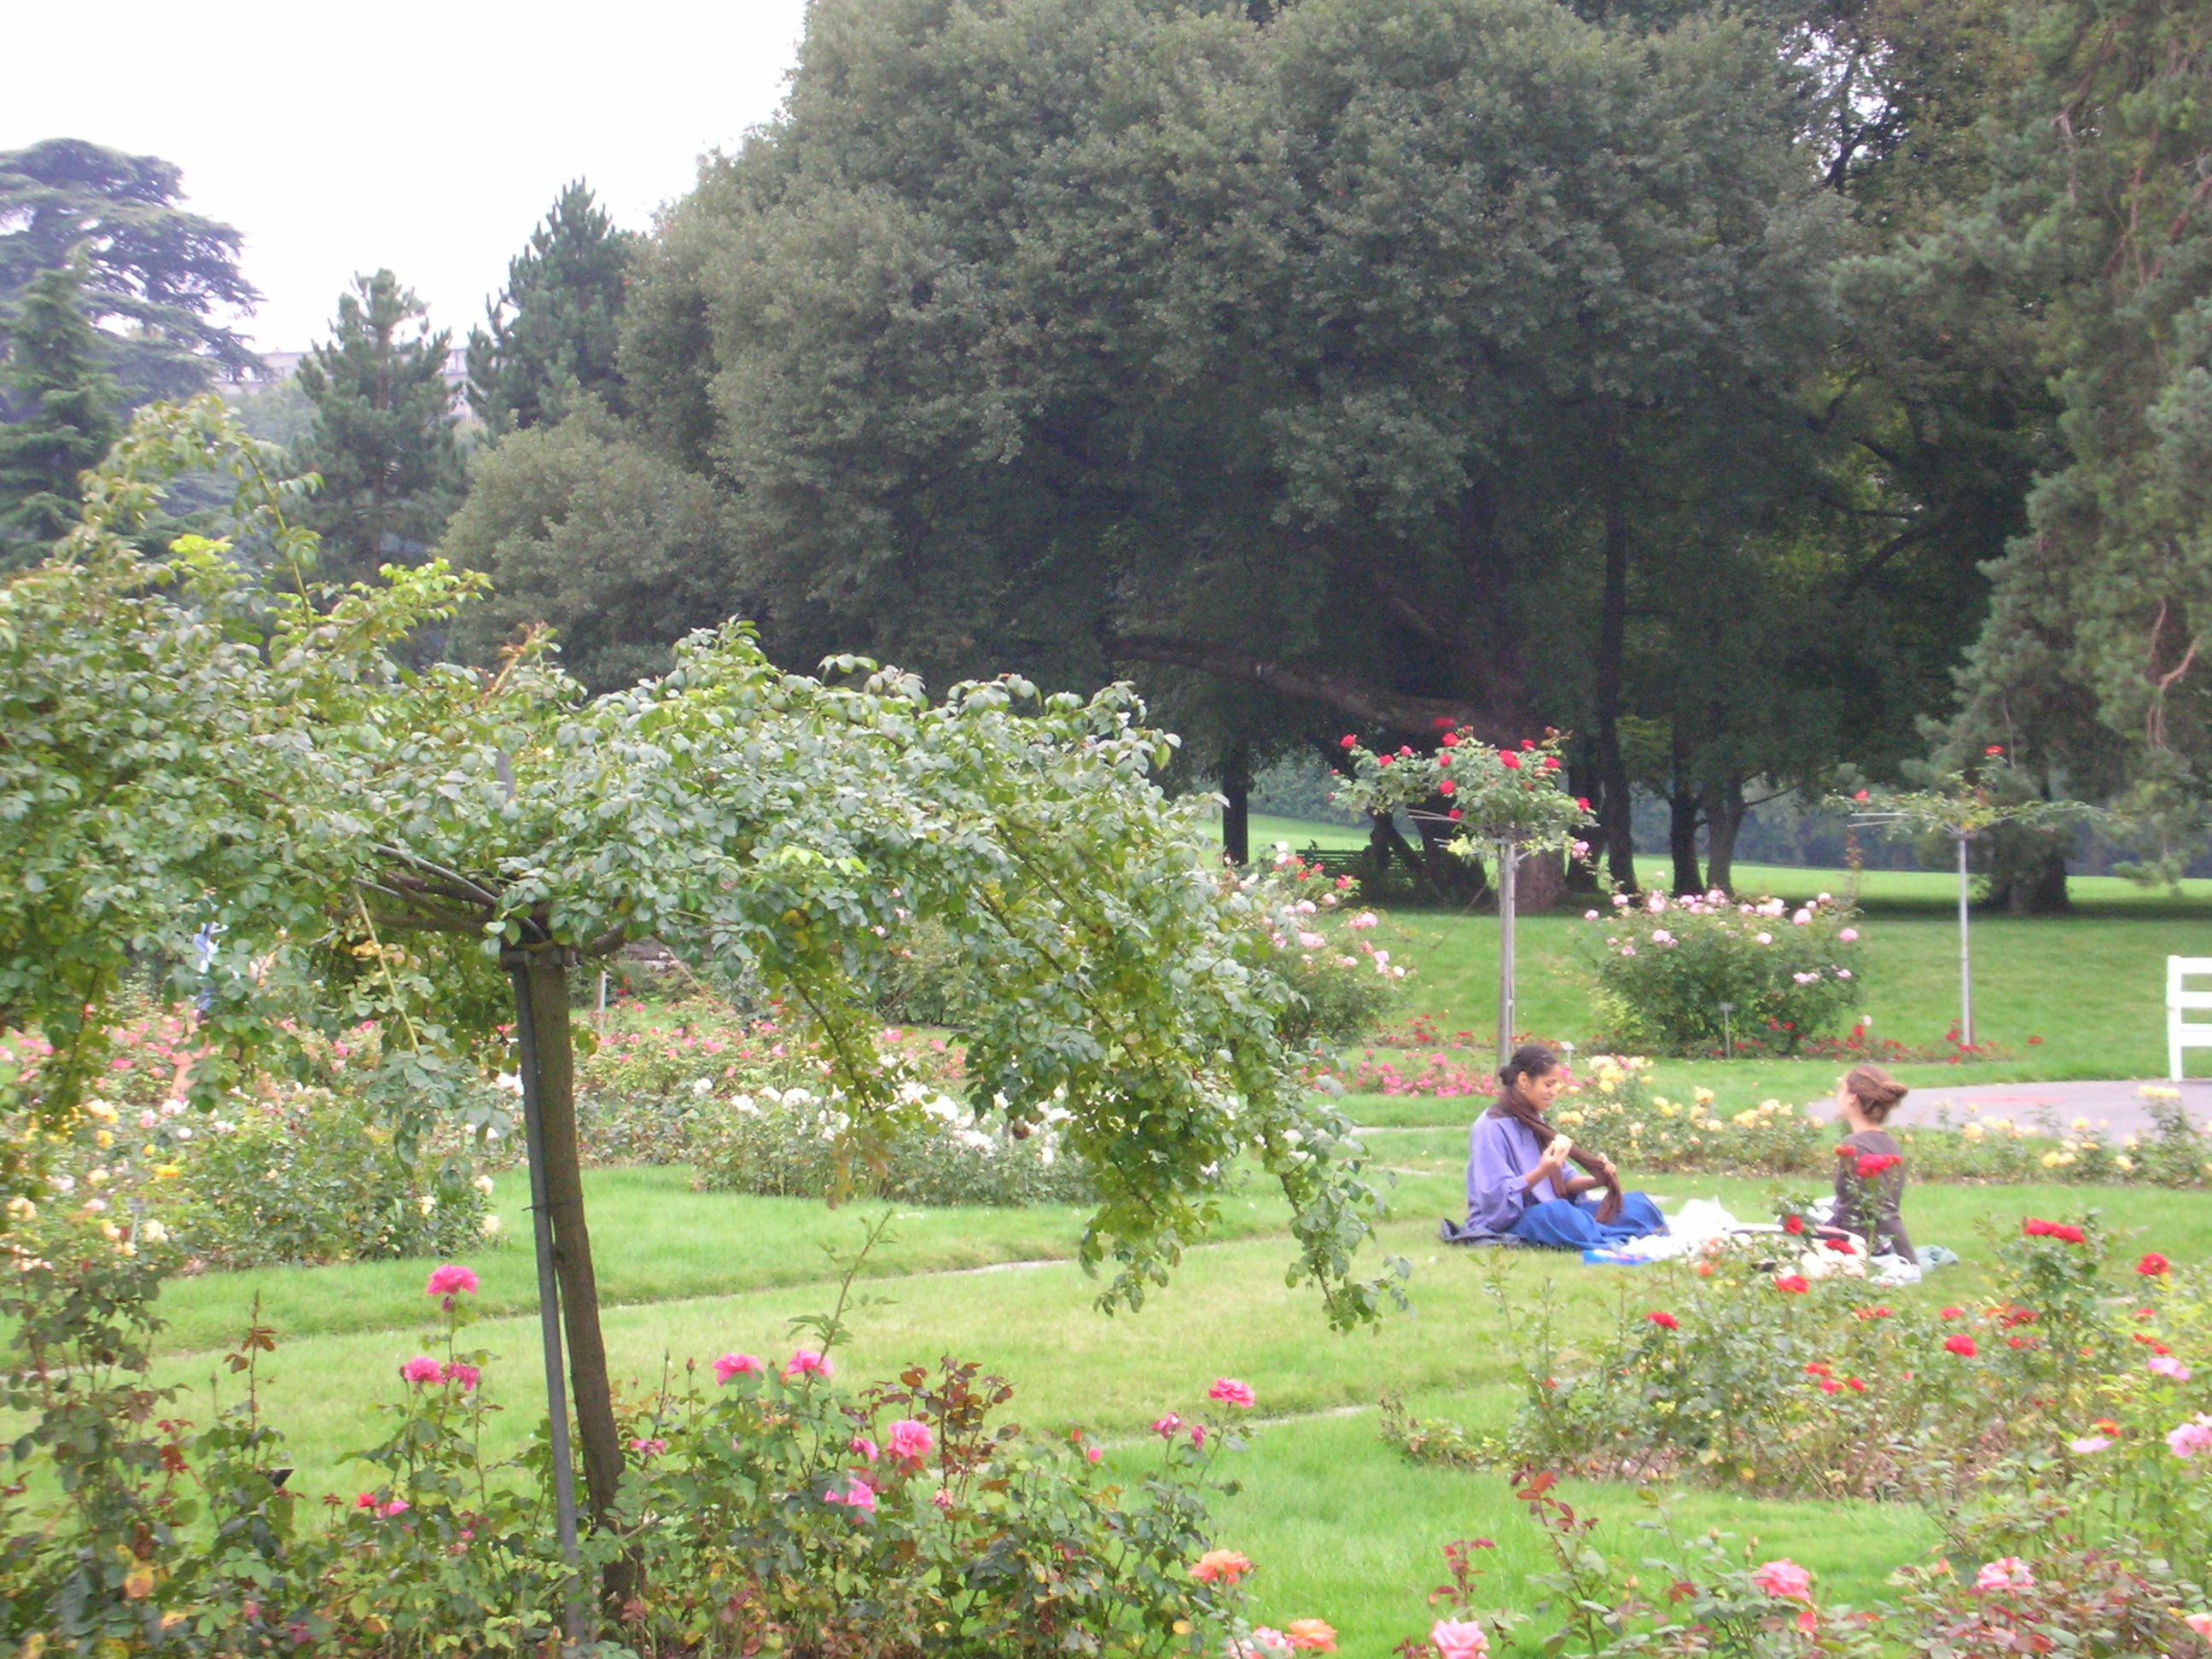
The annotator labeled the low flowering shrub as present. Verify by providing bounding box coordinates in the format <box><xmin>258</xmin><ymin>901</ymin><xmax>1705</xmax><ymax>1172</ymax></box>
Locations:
<box><xmin>1575</xmin><ymin>890</ymin><xmax>1866</xmax><ymax>1056</ymax></box>
<box><xmin>1388</xmin><ymin>1210</ymin><xmax>2200</xmax><ymax>1515</ymax></box>
<box><xmin>0</xmin><ymin>1029</ymin><xmax>498</xmax><ymax>1270</ymax></box>
<box><xmin>1549</xmin><ymin>1055</ymin><xmax>1833</xmax><ymax>1174</ymax></box>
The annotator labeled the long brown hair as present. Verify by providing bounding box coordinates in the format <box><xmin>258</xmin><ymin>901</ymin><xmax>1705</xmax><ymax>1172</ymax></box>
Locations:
<box><xmin>1487</xmin><ymin>1044</ymin><xmax>1623</xmax><ymax>1222</ymax></box>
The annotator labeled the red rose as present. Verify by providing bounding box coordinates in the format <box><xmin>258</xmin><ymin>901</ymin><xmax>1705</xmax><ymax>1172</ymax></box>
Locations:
<box><xmin>1853</xmin><ymin>789</ymin><xmax>1869</xmax><ymax>802</ymax></box>
<box><xmin>1438</xmin><ymin>780</ymin><xmax>1455</xmax><ymax>795</ymax></box>
<box><xmin>1773</xmin><ymin>1274</ymin><xmax>1810</xmax><ymax>1294</ymax></box>
<box><xmin>1542</xmin><ymin>756</ymin><xmax>1560</xmax><ymax>770</ymax></box>
<box><xmin>2052</xmin><ymin>1224</ymin><xmax>2086</xmax><ymax>1245</ymax></box>
<box><xmin>1432</xmin><ymin>716</ymin><xmax>1456</xmax><ymax>730</ymax></box>
<box><xmin>1646</xmin><ymin>1311</ymin><xmax>1679</xmax><ymax>1330</ymax></box>
<box><xmin>1819</xmin><ymin>1379</ymin><xmax>1841</xmax><ymax>1394</ymax></box>
<box><xmin>1447</xmin><ymin>808</ymin><xmax>1462</xmax><ymax>820</ymax></box>
<box><xmin>1499</xmin><ymin>751</ymin><xmax>1521</xmax><ymax>769</ymax></box>
<box><xmin>1575</xmin><ymin>796</ymin><xmax>1591</xmax><ymax>811</ymax></box>
<box><xmin>1803</xmin><ymin>1363</ymin><xmax>1831</xmax><ymax>1377</ymax></box>
<box><xmin>1944</xmin><ymin>1335</ymin><xmax>1977</xmax><ymax>1357</ymax></box>
<box><xmin>1441</xmin><ymin>732</ymin><xmax>1458</xmax><ymax>747</ymax></box>
<box><xmin>1855</xmin><ymin>1153</ymin><xmax>1901</xmax><ymax>1178</ymax></box>
<box><xmin>1845</xmin><ymin>1377</ymin><xmax>1866</xmax><ymax>1393</ymax></box>
<box><xmin>1520</xmin><ymin>740</ymin><xmax>1535</xmax><ymax>750</ymax></box>
<box><xmin>1339</xmin><ymin>734</ymin><xmax>1357</xmax><ymax>749</ymax></box>
<box><xmin>1782</xmin><ymin>1214</ymin><xmax>1805</xmax><ymax>1235</ymax></box>
<box><xmin>1940</xmin><ymin>1307</ymin><xmax>1965</xmax><ymax>1319</ymax></box>
<box><xmin>1985</xmin><ymin>744</ymin><xmax>2004</xmax><ymax>755</ymax></box>
<box><xmin>2138</xmin><ymin>1253</ymin><xmax>2169</xmax><ymax>1277</ymax></box>
<box><xmin>2023</xmin><ymin>1218</ymin><xmax>2054</xmax><ymax>1237</ymax></box>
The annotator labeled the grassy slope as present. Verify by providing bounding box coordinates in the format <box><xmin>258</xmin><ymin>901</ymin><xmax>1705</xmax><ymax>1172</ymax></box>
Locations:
<box><xmin>135</xmin><ymin>1166</ymin><xmax>2212</xmax><ymax>1656</ymax></box>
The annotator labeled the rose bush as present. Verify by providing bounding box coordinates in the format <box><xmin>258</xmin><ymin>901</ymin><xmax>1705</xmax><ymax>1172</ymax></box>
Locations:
<box><xmin>1576</xmin><ymin>890</ymin><xmax>1866</xmax><ymax>1055</ymax></box>
<box><xmin>0</xmin><ymin>1221</ymin><xmax>1316</xmax><ymax>1658</ymax></box>
<box><xmin>0</xmin><ymin>1020</ymin><xmax>497</xmax><ymax>1271</ymax></box>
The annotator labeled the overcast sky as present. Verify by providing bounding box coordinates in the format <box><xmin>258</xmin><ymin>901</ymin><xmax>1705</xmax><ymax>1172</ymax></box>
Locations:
<box><xmin>8</xmin><ymin>0</ymin><xmax>811</xmax><ymax>352</ymax></box>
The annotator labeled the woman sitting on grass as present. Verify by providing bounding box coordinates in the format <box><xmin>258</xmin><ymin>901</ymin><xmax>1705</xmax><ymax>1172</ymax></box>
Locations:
<box><xmin>1465</xmin><ymin>1044</ymin><xmax>1666</xmax><ymax>1249</ymax></box>
<box><xmin>1822</xmin><ymin>1062</ymin><xmax>1917</xmax><ymax>1264</ymax></box>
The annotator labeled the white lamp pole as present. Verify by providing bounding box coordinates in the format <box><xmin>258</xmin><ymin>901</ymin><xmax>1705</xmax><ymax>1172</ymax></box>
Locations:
<box><xmin>1496</xmin><ymin>841</ymin><xmax>1518</xmax><ymax>1069</ymax></box>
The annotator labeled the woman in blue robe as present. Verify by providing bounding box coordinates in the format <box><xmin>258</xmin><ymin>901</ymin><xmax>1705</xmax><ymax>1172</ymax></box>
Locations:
<box><xmin>1465</xmin><ymin>1044</ymin><xmax>1665</xmax><ymax>1249</ymax></box>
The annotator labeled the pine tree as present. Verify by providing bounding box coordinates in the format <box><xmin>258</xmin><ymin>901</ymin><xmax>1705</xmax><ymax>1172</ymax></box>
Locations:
<box><xmin>0</xmin><ymin>263</ymin><xmax>119</xmax><ymax>569</ymax></box>
<box><xmin>296</xmin><ymin>271</ymin><xmax>463</xmax><ymax>580</ymax></box>
<box><xmin>465</xmin><ymin>182</ymin><xmax>634</xmax><ymax>434</ymax></box>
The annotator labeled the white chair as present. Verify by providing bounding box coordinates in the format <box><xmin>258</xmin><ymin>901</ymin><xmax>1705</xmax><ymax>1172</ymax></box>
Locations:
<box><xmin>2168</xmin><ymin>957</ymin><xmax>2212</xmax><ymax>1080</ymax></box>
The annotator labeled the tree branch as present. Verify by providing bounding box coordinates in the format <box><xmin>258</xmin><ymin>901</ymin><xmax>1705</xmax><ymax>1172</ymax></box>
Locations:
<box><xmin>1104</xmin><ymin>632</ymin><xmax>1509</xmax><ymax>741</ymax></box>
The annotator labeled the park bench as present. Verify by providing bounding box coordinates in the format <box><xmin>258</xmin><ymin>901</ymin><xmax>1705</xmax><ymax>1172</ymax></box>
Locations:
<box><xmin>2167</xmin><ymin>955</ymin><xmax>2212</xmax><ymax>1080</ymax></box>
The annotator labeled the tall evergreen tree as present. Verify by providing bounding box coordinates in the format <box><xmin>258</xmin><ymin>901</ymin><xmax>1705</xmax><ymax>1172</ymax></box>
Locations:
<box><xmin>466</xmin><ymin>183</ymin><xmax>634</xmax><ymax>434</ymax></box>
<box><xmin>296</xmin><ymin>271</ymin><xmax>463</xmax><ymax>581</ymax></box>
<box><xmin>1945</xmin><ymin>0</ymin><xmax>2212</xmax><ymax>874</ymax></box>
<box><xmin>0</xmin><ymin>139</ymin><xmax>259</xmax><ymax>400</ymax></box>
<box><xmin>0</xmin><ymin>263</ymin><xmax>119</xmax><ymax>568</ymax></box>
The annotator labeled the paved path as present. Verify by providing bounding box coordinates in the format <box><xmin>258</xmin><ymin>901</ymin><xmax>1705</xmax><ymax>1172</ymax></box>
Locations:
<box><xmin>1819</xmin><ymin>1078</ymin><xmax>2212</xmax><ymax>1138</ymax></box>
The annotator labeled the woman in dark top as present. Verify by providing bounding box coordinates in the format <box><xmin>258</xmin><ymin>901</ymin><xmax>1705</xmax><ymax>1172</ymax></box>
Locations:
<box><xmin>1825</xmin><ymin>1062</ymin><xmax>1916</xmax><ymax>1263</ymax></box>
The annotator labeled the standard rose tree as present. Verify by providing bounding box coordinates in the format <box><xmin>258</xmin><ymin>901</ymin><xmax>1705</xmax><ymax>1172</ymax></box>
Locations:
<box><xmin>1334</xmin><ymin>729</ymin><xmax>1591</xmax><ymax>1062</ymax></box>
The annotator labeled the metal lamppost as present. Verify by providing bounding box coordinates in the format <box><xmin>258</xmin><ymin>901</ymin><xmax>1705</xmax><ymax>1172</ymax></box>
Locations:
<box><xmin>1718</xmin><ymin>1001</ymin><xmax>1736</xmax><ymax>1060</ymax></box>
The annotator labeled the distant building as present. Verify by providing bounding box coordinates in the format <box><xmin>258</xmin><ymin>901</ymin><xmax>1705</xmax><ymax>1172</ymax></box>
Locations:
<box><xmin>214</xmin><ymin>346</ymin><xmax>476</xmax><ymax>426</ymax></box>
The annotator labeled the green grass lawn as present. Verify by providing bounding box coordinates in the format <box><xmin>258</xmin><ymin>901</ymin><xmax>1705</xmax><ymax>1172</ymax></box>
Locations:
<box><xmin>131</xmin><ymin>1164</ymin><xmax>2211</xmax><ymax>1656</ymax></box>
<box><xmin>1353</xmin><ymin>906</ymin><xmax>2212</xmax><ymax>1093</ymax></box>
<box><xmin>79</xmin><ymin>826</ymin><xmax>2212</xmax><ymax>1653</ymax></box>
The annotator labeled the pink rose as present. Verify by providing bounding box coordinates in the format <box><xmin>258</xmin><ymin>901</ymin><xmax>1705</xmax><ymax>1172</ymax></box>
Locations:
<box><xmin>1152</xmin><ymin>1413</ymin><xmax>1184</xmax><ymax>1438</ymax></box>
<box><xmin>2184</xmin><ymin>1613</ymin><xmax>2212</xmax><ymax>1638</ymax></box>
<box><xmin>785</xmin><ymin>1348</ymin><xmax>835</xmax><ymax>1380</ymax></box>
<box><xmin>1749</xmin><ymin>1558</ymin><xmax>1813</xmax><ymax>1601</ymax></box>
<box><xmin>824</xmin><ymin>1475</ymin><xmax>876</xmax><ymax>1515</ymax></box>
<box><xmin>1208</xmin><ymin>1377</ymin><xmax>1256</xmax><ymax>1408</ymax></box>
<box><xmin>713</xmin><ymin>1352</ymin><xmax>765</xmax><ymax>1383</ymax></box>
<box><xmin>888</xmin><ymin>1418</ymin><xmax>933</xmax><ymax>1462</ymax></box>
<box><xmin>1430</xmin><ymin>1618</ymin><xmax>1489</xmax><ymax>1659</ymax></box>
<box><xmin>849</xmin><ymin>1435</ymin><xmax>878</xmax><ymax>1462</ymax></box>
<box><xmin>1838</xmin><ymin>928</ymin><xmax>1859</xmax><ymax>942</ymax></box>
<box><xmin>425</xmin><ymin>1264</ymin><xmax>479</xmax><ymax>1300</ymax></box>
<box><xmin>1975</xmin><ymin>1557</ymin><xmax>2034</xmax><ymax>1593</ymax></box>
<box><xmin>2168</xmin><ymin>1416</ymin><xmax>2212</xmax><ymax>1458</ymax></box>
<box><xmin>2151</xmin><ymin>1354</ymin><xmax>2192</xmax><ymax>1382</ymax></box>
<box><xmin>440</xmin><ymin>1361</ymin><xmax>480</xmax><ymax>1392</ymax></box>
<box><xmin>2069</xmin><ymin>1435</ymin><xmax>2112</xmax><ymax>1453</ymax></box>
<box><xmin>400</xmin><ymin>1355</ymin><xmax>442</xmax><ymax>1385</ymax></box>
<box><xmin>932</xmin><ymin>1487</ymin><xmax>953</xmax><ymax>1509</ymax></box>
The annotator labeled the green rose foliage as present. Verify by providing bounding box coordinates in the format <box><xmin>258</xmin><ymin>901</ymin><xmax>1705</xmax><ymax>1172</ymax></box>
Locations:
<box><xmin>1576</xmin><ymin>893</ymin><xmax>1866</xmax><ymax>1056</ymax></box>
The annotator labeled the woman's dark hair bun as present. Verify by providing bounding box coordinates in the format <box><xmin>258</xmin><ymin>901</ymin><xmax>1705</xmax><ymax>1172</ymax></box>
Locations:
<box><xmin>1843</xmin><ymin>1062</ymin><xmax>1909</xmax><ymax>1123</ymax></box>
<box><xmin>1499</xmin><ymin>1043</ymin><xmax>1560</xmax><ymax>1090</ymax></box>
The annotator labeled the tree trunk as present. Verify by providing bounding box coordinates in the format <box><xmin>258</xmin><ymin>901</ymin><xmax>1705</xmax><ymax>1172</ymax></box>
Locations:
<box><xmin>1593</xmin><ymin>404</ymin><xmax>1637</xmax><ymax>893</ymax></box>
<box><xmin>1668</xmin><ymin>787</ymin><xmax>1703</xmax><ymax>896</ymax></box>
<box><xmin>1705</xmin><ymin>777</ymin><xmax>1748</xmax><ymax>895</ymax></box>
<box><xmin>516</xmin><ymin>951</ymin><xmax>637</xmax><ymax>1609</ymax></box>
<box><xmin>1666</xmin><ymin>736</ymin><xmax>1703</xmax><ymax>895</ymax></box>
<box><xmin>1220</xmin><ymin>746</ymin><xmax>1250</xmax><ymax>867</ymax></box>
<box><xmin>2008</xmin><ymin>847</ymin><xmax>2072</xmax><ymax>914</ymax></box>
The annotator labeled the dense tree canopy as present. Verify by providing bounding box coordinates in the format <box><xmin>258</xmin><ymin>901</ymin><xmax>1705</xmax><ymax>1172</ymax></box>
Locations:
<box><xmin>442</xmin><ymin>401</ymin><xmax>742</xmax><ymax>691</ymax></box>
<box><xmin>605</xmin><ymin>0</ymin><xmax>2029</xmax><ymax>888</ymax></box>
<box><xmin>0</xmin><ymin>138</ymin><xmax>259</xmax><ymax>400</ymax></box>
